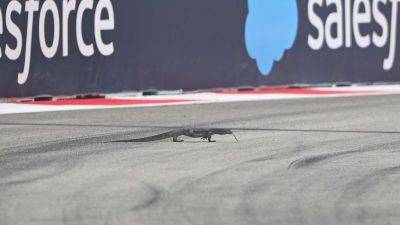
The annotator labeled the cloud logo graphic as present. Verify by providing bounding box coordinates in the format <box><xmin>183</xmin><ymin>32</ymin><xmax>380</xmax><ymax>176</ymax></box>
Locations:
<box><xmin>245</xmin><ymin>0</ymin><xmax>298</xmax><ymax>76</ymax></box>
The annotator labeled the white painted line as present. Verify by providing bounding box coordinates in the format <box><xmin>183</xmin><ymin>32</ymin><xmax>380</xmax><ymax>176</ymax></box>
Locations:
<box><xmin>2</xmin><ymin>85</ymin><xmax>400</xmax><ymax>115</ymax></box>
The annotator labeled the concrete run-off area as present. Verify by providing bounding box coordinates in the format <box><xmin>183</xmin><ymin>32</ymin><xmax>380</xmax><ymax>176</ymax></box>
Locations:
<box><xmin>1</xmin><ymin>94</ymin><xmax>400</xmax><ymax>225</ymax></box>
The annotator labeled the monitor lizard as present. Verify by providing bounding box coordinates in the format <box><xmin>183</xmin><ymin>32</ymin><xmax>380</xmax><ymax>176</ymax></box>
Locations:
<box><xmin>114</xmin><ymin>128</ymin><xmax>238</xmax><ymax>143</ymax></box>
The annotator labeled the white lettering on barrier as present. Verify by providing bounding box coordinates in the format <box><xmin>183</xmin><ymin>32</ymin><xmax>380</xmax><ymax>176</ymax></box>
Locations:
<box><xmin>76</xmin><ymin>0</ymin><xmax>94</xmax><ymax>57</ymax></box>
<box><xmin>20</xmin><ymin>0</ymin><xmax>39</xmax><ymax>85</ymax></box>
<box><xmin>39</xmin><ymin>0</ymin><xmax>60</xmax><ymax>58</ymax></box>
<box><xmin>5</xmin><ymin>1</ymin><xmax>22</xmax><ymax>60</ymax></box>
<box><xmin>308</xmin><ymin>0</ymin><xmax>399</xmax><ymax>71</ymax></box>
<box><xmin>62</xmin><ymin>0</ymin><xmax>76</xmax><ymax>57</ymax></box>
<box><xmin>0</xmin><ymin>0</ymin><xmax>115</xmax><ymax>85</ymax></box>
<box><xmin>95</xmin><ymin>0</ymin><xmax>114</xmax><ymax>56</ymax></box>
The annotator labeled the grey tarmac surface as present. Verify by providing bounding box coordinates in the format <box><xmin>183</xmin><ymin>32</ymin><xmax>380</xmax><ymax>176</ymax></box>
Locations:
<box><xmin>1</xmin><ymin>94</ymin><xmax>400</xmax><ymax>225</ymax></box>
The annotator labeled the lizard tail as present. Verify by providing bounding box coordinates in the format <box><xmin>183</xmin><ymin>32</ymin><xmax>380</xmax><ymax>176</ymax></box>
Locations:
<box><xmin>114</xmin><ymin>131</ymin><xmax>178</xmax><ymax>143</ymax></box>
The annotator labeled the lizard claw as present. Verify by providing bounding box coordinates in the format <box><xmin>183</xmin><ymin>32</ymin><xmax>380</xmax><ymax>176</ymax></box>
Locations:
<box><xmin>173</xmin><ymin>137</ymin><xmax>184</xmax><ymax>142</ymax></box>
<box><xmin>207</xmin><ymin>137</ymin><xmax>216</xmax><ymax>142</ymax></box>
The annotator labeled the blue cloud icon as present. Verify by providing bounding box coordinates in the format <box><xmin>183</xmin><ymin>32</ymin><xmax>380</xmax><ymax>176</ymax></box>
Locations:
<box><xmin>245</xmin><ymin>0</ymin><xmax>298</xmax><ymax>76</ymax></box>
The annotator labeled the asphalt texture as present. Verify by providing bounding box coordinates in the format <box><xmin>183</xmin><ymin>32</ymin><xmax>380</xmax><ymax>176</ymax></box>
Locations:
<box><xmin>2</xmin><ymin>94</ymin><xmax>400</xmax><ymax>225</ymax></box>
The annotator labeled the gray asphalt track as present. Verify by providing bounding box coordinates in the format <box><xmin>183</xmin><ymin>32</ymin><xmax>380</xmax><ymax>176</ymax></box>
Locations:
<box><xmin>2</xmin><ymin>94</ymin><xmax>400</xmax><ymax>225</ymax></box>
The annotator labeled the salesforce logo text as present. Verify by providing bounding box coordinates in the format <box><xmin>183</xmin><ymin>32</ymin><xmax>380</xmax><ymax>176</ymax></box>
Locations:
<box><xmin>0</xmin><ymin>0</ymin><xmax>115</xmax><ymax>85</ymax></box>
<box><xmin>308</xmin><ymin>0</ymin><xmax>398</xmax><ymax>71</ymax></box>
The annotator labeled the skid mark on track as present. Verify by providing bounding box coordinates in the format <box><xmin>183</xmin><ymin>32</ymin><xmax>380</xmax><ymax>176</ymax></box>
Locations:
<box><xmin>0</xmin><ymin>163</ymin><xmax>75</xmax><ymax>187</ymax></box>
<box><xmin>0</xmin><ymin>130</ymin><xmax>152</xmax><ymax>189</ymax></box>
<box><xmin>340</xmin><ymin>165</ymin><xmax>400</xmax><ymax>200</ymax></box>
<box><xmin>0</xmin><ymin>129</ymin><xmax>155</xmax><ymax>169</ymax></box>
<box><xmin>158</xmin><ymin>145</ymin><xmax>299</xmax><ymax>224</ymax></box>
<box><xmin>289</xmin><ymin>154</ymin><xmax>336</xmax><ymax>169</ymax></box>
<box><xmin>130</xmin><ymin>185</ymin><xmax>163</xmax><ymax>211</ymax></box>
<box><xmin>157</xmin><ymin>160</ymin><xmax>252</xmax><ymax>225</ymax></box>
<box><xmin>288</xmin><ymin>140</ymin><xmax>400</xmax><ymax>169</ymax></box>
<box><xmin>0</xmin><ymin>130</ymin><xmax>144</xmax><ymax>157</ymax></box>
<box><xmin>334</xmin><ymin>166</ymin><xmax>400</xmax><ymax>223</ymax></box>
<box><xmin>246</xmin><ymin>137</ymin><xmax>352</xmax><ymax>164</ymax></box>
<box><xmin>151</xmin><ymin>137</ymin><xmax>360</xmax><ymax>225</ymax></box>
<box><xmin>60</xmin><ymin>173</ymin><xmax>166</xmax><ymax>225</ymax></box>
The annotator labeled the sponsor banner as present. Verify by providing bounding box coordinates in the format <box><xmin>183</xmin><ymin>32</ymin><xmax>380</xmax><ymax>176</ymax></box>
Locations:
<box><xmin>0</xmin><ymin>0</ymin><xmax>400</xmax><ymax>97</ymax></box>
<box><xmin>2</xmin><ymin>85</ymin><xmax>400</xmax><ymax>114</ymax></box>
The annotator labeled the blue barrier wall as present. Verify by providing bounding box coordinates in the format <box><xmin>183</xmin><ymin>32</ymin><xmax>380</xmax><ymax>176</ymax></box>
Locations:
<box><xmin>0</xmin><ymin>0</ymin><xmax>399</xmax><ymax>97</ymax></box>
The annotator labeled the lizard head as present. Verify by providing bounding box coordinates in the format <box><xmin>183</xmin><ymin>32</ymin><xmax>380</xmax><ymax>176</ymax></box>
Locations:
<box><xmin>210</xmin><ymin>128</ymin><xmax>239</xmax><ymax>142</ymax></box>
<box><xmin>210</xmin><ymin>128</ymin><xmax>233</xmax><ymax>135</ymax></box>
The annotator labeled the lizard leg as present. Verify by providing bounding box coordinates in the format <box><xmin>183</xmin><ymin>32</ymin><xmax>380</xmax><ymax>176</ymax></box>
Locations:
<box><xmin>207</xmin><ymin>135</ymin><xmax>216</xmax><ymax>142</ymax></box>
<box><xmin>173</xmin><ymin>136</ymin><xmax>184</xmax><ymax>142</ymax></box>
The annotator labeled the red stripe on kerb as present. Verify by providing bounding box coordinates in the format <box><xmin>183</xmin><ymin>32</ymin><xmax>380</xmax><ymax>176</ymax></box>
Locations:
<box><xmin>18</xmin><ymin>98</ymin><xmax>195</xmax><ymax>106</ymax></box>
<box><xmin>213</xmin><ymin>88</ymin><xmax>375</xmax><ymax>95</ymax></box>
